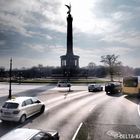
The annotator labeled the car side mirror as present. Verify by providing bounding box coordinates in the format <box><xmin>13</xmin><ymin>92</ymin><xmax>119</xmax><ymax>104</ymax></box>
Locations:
<box><xmin>36</xmin><ymin>100</ymin><xmax>41</xmax><ymax>103</ymax></box>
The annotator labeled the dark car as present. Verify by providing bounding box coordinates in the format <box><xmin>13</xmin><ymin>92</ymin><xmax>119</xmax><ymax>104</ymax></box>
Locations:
<box><xmin>105</xmin><ymin>82</ymin><xmax>122</xmax><ymax>94</ymax></box>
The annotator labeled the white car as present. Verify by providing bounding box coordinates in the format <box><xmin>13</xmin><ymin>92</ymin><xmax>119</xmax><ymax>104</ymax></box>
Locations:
<box><xmin>88</xmin><ymin>84</ymin><xmax>103</xmax><ymax>92</ymax></box>
<box><xmin>0</xmin><ymin>128</ymin><xmax>59</xmax><ymax>140</ymax></box>
<box><xmin>57</xmin><ymin>80</ymin><xmax>71</xmax><ymax>87</ymax></box>
<box><xmin>0</xmin><ymin>97</ymin><xmax>45</xmax><ymax>123</ymax></box>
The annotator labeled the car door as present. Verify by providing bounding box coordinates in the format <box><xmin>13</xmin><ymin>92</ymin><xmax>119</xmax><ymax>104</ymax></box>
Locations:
<box><xmin>31</xmin><ymin>98</ymin><xmax>42</xmax><ymax>113</ymax></box>
<box><xmin>24</xmin><ymin>99</ymin><xmax>34</xmax><ymax>117</ymax></box>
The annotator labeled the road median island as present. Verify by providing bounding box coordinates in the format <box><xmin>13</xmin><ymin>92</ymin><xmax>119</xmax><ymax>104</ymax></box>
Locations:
<box><xmin>0</xmin><ymin>78</ymin><xmax>109</xmax><ymax>84</ymax></box>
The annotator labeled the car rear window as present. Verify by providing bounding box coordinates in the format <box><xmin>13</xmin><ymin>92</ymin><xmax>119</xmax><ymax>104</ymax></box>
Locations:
<box><xmin>2</xmin><ymin>102</ymin><xmax>19</xmax><ymax>109</ymax></box>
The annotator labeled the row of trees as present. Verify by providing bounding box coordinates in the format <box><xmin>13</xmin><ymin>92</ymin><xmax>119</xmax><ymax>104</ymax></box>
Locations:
<box><xmin>0</xmin><ymin>65</ymin><xmax>107</xmax><ymax>79</ymax></box>
<box><xmin>0</xmin><ymin>54</ymin><xmax>140</xmax><ymax>81</ymax></box>
<box><xmin>87</xmin><ymin>54</ymin><xmax>138</xmax><ymax>81</ymax></box>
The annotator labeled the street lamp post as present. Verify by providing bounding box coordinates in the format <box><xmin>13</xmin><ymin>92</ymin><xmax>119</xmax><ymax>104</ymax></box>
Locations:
<box><xmin>8</xmin><ymin>58</ymin><xmax>12</xmax><ymax>99</ymax></box>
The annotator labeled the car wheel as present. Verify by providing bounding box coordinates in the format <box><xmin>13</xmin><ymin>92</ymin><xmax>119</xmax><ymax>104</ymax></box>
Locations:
<box><xmin>19</xmin><ymin>114</ymin><xmax>26</xmax><ymax>123</ymax></box>
<box><xmin>40</xmin><ymin>105</ymin><xmax>45</xmax><ymax>113</ymax></box>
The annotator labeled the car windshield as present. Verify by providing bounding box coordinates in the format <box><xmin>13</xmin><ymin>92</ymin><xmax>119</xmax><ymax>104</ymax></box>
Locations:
<box><xmin>2</xmin><ymin>102</ymin><xmax>19</xmax><ymax>109</ymax></box>
<box><xmin>123</xmin><ymin>77</ymin><xmax>138</xmax><ymax>87</ymax></box>
<box><xmin>107</xmin><ymin>83</ymin><xmax>117</xmax><ymax>86</ymax></box>
<box><xmin>32</xmin><ymin>132</ymin><xmax>50</xmax><ymax>140</ymax></box>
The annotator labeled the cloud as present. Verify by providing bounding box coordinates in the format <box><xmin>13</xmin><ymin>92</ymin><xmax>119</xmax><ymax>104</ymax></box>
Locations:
<box><xmin>74</xmin><ymin>45</ymin><xmax>134</xmax><ymax>66</ymax></box>
<box><xmin>101</xmin><ymin>30</ymin><xmax>140</xmax><ymax>47</ymax></box>
<box><xmin>111</xmin><ymin>11</ymin><xmax>133</xmax><ymax>21</ymax></box>
<box><xmin>0</xmin><ymin>12</ymin><xmax>29</xmax><ymax>36</ymax></box>
<box><xmin>0</xmin><ymin>0</ymin><xmax>139</xmax><ymax>40</ymax></box>
<box><xmin>0</xmin><ymin>0</ymin><xmax>140</xmax><ymax>68</ymax></box>
<box><xmin>121</xmin><ymin>31</ymin><xmax>140</xmax><ymax>47</ymax></box>
<box><xmin>0</xmin><ymin>0</ymin><xmax>128</xmax><ymax>38</ymax></box>
<box><xmin>27</xmin><ymin>44</ymin><xmax>45</xmax><ymax>53</ymax></box>
<box><xmin>25</xmin><ymin>43</ymin><xmax>65</xmax><ymax>54</ymax></box>
<box><xmin>0</xmin><ymin>0</ymin><xmax>62</xmax><ymax>36</ymax></box>
<box><xmin>0</xmin><ymin>0</ymin><xmax>121</xmax><ymax>36</ymax></box>
<box><xmin>48</xmin><ymin>45</ymin><xmax>65</xmax><ymax>54</ymax></box>
<box><xmin>46</xmin><ymin>35</ymin><xmax>53</xmax><ymax>40</ymax></box>
<box><xmin>0</xmin><ymin>40</ymin><xmax>6</xmax><ymax>46</ymax></box>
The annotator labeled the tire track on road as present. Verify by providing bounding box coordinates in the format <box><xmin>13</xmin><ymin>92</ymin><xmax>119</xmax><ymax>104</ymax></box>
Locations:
<box><xmin>23</xmin><ymin>92</ymin><xmax>113</xmax><ymax>140</ymax></box>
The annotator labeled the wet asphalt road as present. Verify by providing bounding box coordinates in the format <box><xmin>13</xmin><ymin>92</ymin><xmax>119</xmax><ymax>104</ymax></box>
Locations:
<box><xmin>77</xmin><ymin>94</ymin><xmax>140</xmax><ymax>140</ymax></box>
<box><xmin>0</xmin><ymin>83</ymin><xmax>140</xmax><ymax>140</ymax></box>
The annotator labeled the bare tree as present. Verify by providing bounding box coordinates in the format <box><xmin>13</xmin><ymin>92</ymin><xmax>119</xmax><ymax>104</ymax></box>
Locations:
<box><xmin>87</xmin><ymin>62</ymin><xmax>96</xmax><ymax>77</ymax></box>
<box><xmin>100</xmin><ymin>54</ymin><xmax>122</xmax><ymax>81</ymax></box>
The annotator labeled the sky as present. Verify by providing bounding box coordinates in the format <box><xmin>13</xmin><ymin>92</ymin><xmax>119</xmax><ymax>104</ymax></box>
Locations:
<box><xmin>0</xmin><ymin>0</ymin><xmax>140</xmax><ymax>69</ymax></box>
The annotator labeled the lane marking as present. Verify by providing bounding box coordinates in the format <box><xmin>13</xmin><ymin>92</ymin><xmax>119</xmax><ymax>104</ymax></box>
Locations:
<box><xmin>72</xmin><ymin>122</ymin><xmax>83</xmax><ymax>140</ymax></box>
<box><xmin>137</xmin><ymin>103</ymin><xmax>140</xmax><ymax>117</ymax></box>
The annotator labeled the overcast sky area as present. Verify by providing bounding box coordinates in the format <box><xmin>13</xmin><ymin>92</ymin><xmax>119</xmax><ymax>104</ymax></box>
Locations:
<box><xmin>0</xmin><ymin>0</ymin><xmax>140</xmax><ymax>69</ymax></box>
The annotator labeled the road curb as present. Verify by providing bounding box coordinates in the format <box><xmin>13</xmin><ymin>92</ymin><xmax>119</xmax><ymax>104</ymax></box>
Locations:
<box><xmin>72</xmin><ymin>122</ymin><xmax>83</xmax><ymax>140</ymax></box>
<box><xmin>137</xmin><ymin>103</ymin><xmax>140</xmax><ymax>117</ymax></box>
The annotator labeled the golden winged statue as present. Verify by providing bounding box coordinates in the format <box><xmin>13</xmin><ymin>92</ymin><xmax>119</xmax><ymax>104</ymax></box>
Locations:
<box><xmin>65</xmin><ymin>4</ymin><xmax>71</xmax><ymax>15</ymax></box>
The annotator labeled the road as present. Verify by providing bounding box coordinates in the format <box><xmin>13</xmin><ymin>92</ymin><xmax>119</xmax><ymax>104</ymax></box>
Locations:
<box><xmin>0</xmin><ymin>83</ymin><xmax>140</xmax><ymax>140</ymax></box>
